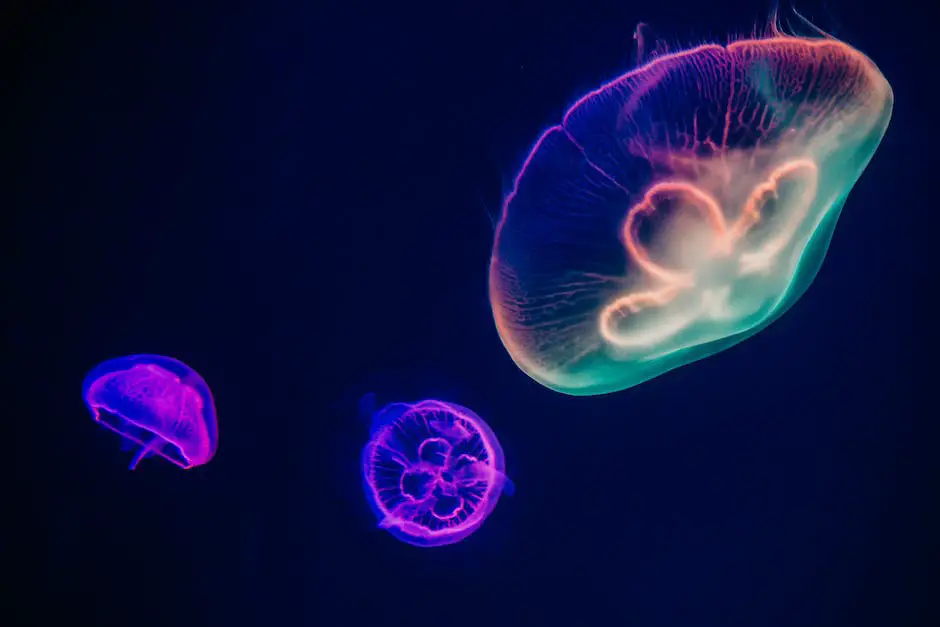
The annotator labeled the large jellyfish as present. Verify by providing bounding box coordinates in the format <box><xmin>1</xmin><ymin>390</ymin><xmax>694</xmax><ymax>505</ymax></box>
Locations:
<box><xmin>360</xmin><ymin>396</ymin><xmax>514</xmax><ymax>547</ymax></box>
<box><xmin>82</xmin><ymin>355</ymin><xmax>218</xmax><ymax>469</ymax></box>
<box><xmin>488</xmin><ymin>22</ymin><xmax>893</xmax><ymax>396</ymax></box>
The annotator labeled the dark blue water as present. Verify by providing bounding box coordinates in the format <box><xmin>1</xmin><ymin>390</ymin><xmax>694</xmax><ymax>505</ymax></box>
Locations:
<box><xmin>7</xmin><ymin>1</ymin><xmax>936</xmax><ymax>626</ymax></box>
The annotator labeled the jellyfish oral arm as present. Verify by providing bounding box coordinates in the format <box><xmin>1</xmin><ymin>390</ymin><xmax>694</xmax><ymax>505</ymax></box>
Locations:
<box><xmin>128</xmin><ymin>436</ymin><xmax>165</xmax><ymax>470</ymax></box>
<box><xmin>128</xmin><ymin>443</ymin><xmax>150</xmax><ymax>470</ymax></box>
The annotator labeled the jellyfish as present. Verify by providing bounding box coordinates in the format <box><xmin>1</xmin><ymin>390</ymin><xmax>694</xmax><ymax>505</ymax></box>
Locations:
<box><xmin>488</xmin><ymin>20</ymin><xmax>893</xmax><ymax>396</ymax></box>
<box><xmin>82</xmin><ymin>355</ymin><xmax>218</xmax><ymax>469</ymax></box>
<box><xmin>360</xmin><ymin>397</ymin><xmax>514</xmax><ymax>547</ymax></box>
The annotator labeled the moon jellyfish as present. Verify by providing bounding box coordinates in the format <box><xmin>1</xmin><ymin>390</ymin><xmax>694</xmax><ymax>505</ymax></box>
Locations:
<box><xmin>360</xmin><ymin>397</ymin><xmax>514</xmax><ymax>547</ymax></box>
<box><xmin>82</xmin><ymin>355</ymin><xmax>218</xmax><ymax>469</ymax></box>
<box><xmin>489</xmin><ymin>22</ymin><xmax>893</xmax><ymax>396</ymax></box>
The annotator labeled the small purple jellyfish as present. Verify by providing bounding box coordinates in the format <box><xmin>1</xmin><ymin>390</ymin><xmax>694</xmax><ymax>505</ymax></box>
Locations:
<box><xmin>82</xmin><ymin>355</ymin><xmax>218</xmax><ymax>470</ymax></box>
<box><xmin>361</xmin><ymin>397</ymin><xmax>514</xmax><ymax>547</ymax></box>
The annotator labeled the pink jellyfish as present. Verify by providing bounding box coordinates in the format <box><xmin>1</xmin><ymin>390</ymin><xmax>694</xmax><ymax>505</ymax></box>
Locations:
<box><xmin>82</xmin><ymin>354</ymin><xmax>218</xmax><ymax>470</ymax></box>
<box><xmin>361</xmin><ymin>396</ymin><xmax>514</xmax><ymax>547</ymax></box>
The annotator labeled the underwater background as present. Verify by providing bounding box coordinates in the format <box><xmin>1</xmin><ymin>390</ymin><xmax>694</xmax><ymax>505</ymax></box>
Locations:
<box><xmin>6</xmin><ymin>0</ymin><xmax>937</xmax><ymax>625</ymax></box>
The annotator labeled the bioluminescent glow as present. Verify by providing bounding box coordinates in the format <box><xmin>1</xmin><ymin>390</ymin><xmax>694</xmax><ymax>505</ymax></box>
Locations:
<box><xmin>489</xmin><ymin>21</ymin><xmax>893</xmax><ymax>396</ymax></box>
<box><xmin>82</xmin><ymin>355</ymin><xmax>218</xmax><ymax>470</ymax></box>
<box><xmin>361</xmin><ymin>398</ymin><xmax>513</xmax><ymax>547</ymax></box>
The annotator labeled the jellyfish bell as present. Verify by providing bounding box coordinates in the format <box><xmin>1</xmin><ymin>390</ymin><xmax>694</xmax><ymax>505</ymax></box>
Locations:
<box><xmin>489</xmin><ymin>18</ymin><xmax>892</xmax><ymax>396</ymax></box>
<box><xmin>360</xmin><ymin>397</ymin><xmax>513</xmax><ymax>547</ymax></box>
<box><xmin>82</xmin><ymin>354</ymin><xmax>218</xmax><ymax>470</ymax></box>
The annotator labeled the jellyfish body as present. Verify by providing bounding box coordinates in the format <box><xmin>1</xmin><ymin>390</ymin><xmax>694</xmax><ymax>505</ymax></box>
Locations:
<box><xmin>82</xmin><ymin>355</ymin><xmax>218</xmax><ymax>469</ymax></box>
<box><xmin>488</xmin><ymin>27</ymin><xmax>893</xmax><ymax>396</ymax></box>
<box><xmin>361</xmin><ymin>398</ymin><xmax>513</xmax><ymax>547</ymax></box>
